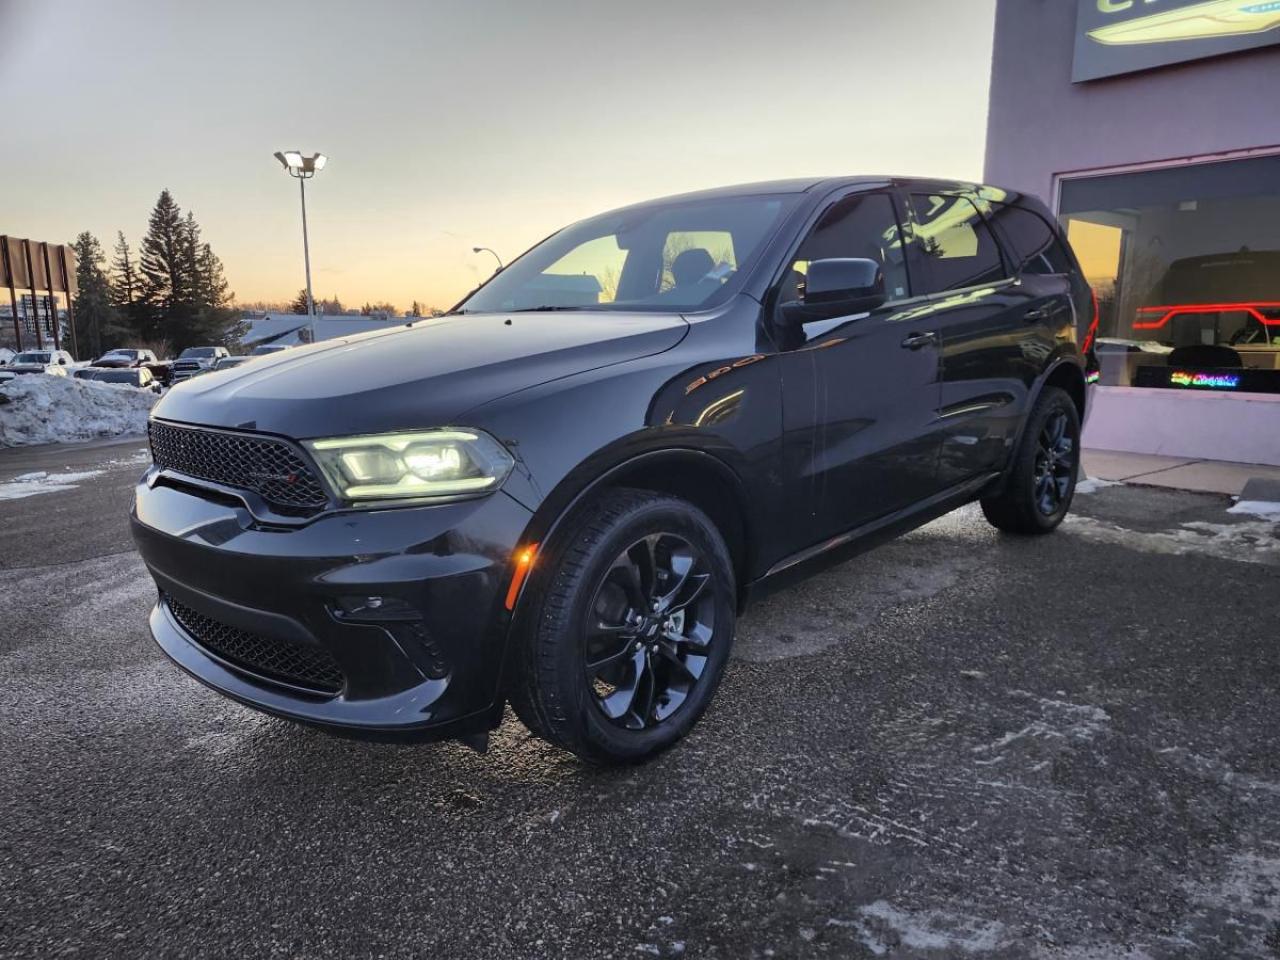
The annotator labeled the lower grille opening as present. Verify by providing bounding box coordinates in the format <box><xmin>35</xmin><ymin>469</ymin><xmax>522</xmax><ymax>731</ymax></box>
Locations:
<box><xmin>165</xmin><ymin>596</ymin><xmax>344</xmax><ymax>696</ymax></box>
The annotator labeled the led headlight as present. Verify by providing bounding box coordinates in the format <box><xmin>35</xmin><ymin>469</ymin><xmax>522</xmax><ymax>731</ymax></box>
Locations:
<box><xmin>305</xmin><ymin>429</ymin><xmax>514</xmax><ymax>502</ymax></box>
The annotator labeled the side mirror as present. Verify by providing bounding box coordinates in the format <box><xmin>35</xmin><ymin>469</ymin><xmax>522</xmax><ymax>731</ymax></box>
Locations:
<box><xmin>780</xmin><ymin>258</ymin><xmax>886</xmax><ymax>326</ymax></box>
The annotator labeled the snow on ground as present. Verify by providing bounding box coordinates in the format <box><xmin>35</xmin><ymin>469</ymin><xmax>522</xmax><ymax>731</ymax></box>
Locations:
<box><xmin>0</xmin><ymin>374</ymin><xmax>156</xmax><ymax>447</ymax></box>
<box><xmin>1075</xmin><ymin>476</ymin><xmax>1118</xmax><ymax>495</ymax></box>
<box><xmin>1228</xmin><ymin>499</ymin><xmax>1280</xmax><ymax>520</ymax></box>
<box><xmin>0</xmin><ymin>470</ymin><xmax>105</xmax><ymax>500</ymax></box>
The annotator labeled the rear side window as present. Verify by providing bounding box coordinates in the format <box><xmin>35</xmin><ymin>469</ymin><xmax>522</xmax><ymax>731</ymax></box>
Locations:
<box><xmin>910</xmin><ymin>194</ymin><xmax>1007</xmax><ymax>292</ymax></box>
<box><xmin>987</xmin><ymin>202</ymin><xmax>1073</xmax><ymax>276</ymax></box>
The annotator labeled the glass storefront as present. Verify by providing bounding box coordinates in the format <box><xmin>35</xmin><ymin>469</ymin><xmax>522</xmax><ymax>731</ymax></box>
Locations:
<box><xmin>1059</xmin><ymin>154</ymin><xmax>1280</xmax><ymax>394</ymax></box>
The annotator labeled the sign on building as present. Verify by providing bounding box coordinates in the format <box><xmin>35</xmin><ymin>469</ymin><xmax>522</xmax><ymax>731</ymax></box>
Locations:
<box><xmin>1074</xmin><ymin>0</ymin><xmax>1280</xmax><ymax>82</ymax></box>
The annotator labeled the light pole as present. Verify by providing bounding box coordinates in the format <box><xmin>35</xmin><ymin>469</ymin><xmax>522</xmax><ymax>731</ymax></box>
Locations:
<box><xmin>274</xmin><ymin>150</ymin><xmax>328</xmax><ymax>340</ymax></box>
<box><xmin>473</xmin><ymin>246</ymin><xmax>503</xmax><ymax>272</ymax></box>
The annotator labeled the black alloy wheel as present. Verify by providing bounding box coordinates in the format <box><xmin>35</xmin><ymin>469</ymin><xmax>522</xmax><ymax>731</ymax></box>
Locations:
<box><xmin>584</xmin><ymin>533</ymin><xmax>716</xmax><ymax>730</ymax></box>
<box><xmin>1034</xmin><ymin>410</ymin><xmax>1075</xmax><ymax>516</ymax></box>
<box><xmin>980</xmin><ymin>385</ymin><xmax>1080</xmax><ymax>535</ymax></box>
<box><xmin>508</xmin><ymin>489</ymin><xmax>736</xmax><ymax>764</ymax></box>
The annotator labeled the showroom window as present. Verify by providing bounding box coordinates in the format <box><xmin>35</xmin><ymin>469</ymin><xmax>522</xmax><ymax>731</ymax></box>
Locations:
<box><xmin>1059</xmin><ymin>154</ymin><xmax>1280</xmax><ymax>392</ymax></box>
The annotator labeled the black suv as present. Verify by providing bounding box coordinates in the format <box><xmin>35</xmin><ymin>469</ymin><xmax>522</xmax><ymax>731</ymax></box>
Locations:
<box><xmin>131</xmin><ymin>177</ymin><xmax>1096</xmax><ymax>763</ymax></box>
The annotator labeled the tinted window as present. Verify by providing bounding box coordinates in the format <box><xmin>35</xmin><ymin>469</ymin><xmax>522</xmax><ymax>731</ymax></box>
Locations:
<box><xmin>784</xmin><ymin>193</ymin><xmax>910</xmax><ymax>303</ymax></box>
<box><xmin>911</xmin><ymin>194</ymin><xmax>1007</xmax><ymax>292</ymax></box>
<box><xmin>987</xmin><ymin>203</ymin><xmax>1072</xmax><ymax>275</ymax></box>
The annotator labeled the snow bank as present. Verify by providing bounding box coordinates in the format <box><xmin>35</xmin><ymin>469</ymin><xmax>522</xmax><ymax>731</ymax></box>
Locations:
<box><xmin>0</xmin><ymin>374</ymin><xmax>157</xmax><ymax>447</ymax></box>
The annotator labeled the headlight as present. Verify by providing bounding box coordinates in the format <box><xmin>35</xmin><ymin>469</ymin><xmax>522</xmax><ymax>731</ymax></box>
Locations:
<box><xmin>304</xmin><ymin>429</ymin><xmax>514</xmax><ymax>502</ymax></box>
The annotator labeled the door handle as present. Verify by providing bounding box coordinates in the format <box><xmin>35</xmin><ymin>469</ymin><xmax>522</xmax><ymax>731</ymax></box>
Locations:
<box><xmin>1024</xmin><ymin>306</ymin><xmax>1052</xmax><ymax>322</ymax></box>
<box><xmin>901</xmin><ymin>331</ymin><xmax>937</xmax><ymax>350</ymax></box>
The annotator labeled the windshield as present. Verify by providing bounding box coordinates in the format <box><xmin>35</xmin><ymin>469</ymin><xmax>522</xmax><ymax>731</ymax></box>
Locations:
<box><xmin>101</xmin><ymin>349</ymin><xmax>137</xmax><ymax>359</ymax></box>
<box><xmin>179</xmin><ymin>347</ymin><xmax>217</xmax><ymax>359</ymax></box>
<box><xmin>457</xmin><ymin>193</ymin><xmax>795</xmax><ymax>315</ymax></box>
<box><xmin>15</xmin><ymin>352</ymin><xmax>51</xmax><ymax>364</ymax></box>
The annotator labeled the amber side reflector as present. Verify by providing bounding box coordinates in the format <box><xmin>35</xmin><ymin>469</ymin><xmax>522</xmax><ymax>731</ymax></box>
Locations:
<box><xmin>504</xmin><ymin>544</ymin><xmax>538</xmax><ymax>611</ymax></box>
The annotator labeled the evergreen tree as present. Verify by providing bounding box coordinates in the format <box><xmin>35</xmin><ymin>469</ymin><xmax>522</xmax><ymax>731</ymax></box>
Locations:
<box><xmin>139</xmin><ymin>189</ymin><xmax>189</xmax><ymax>342</ymax></box>
<box><xmin>70</xmin><ymin>232</ymin><xmax>123</xmax><ymax>359</ymax></box>
<box><xmin>109</xmin><ymin>231</ymin><xmax>144</xmax><ymax>338</ymax></box>
<box><xmin>138</xmin><ymin>190</ymin><xmax>241</xmax><ymax>352</ymax></box>
<box><xmin>290</xmin><ymin>288</ymin><xmax>311</xmax><ymax>315</ymax></box>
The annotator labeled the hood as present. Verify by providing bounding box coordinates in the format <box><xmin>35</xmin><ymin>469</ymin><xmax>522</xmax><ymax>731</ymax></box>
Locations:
<box><xmin>10</xmin><ymin>363</ymin><xmax>52</xmax><ymax>373</ymax></box>
<box><xmin>153</xmin><ymin>310</ymin><xmax>688</xmax><ymax>438</ymax></box>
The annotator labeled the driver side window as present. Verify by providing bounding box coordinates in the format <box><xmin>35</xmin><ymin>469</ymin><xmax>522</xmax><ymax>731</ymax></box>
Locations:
<box><xmin>781</xmin><ymin>193</ymin><xmax>911</xmax><ymax>309</ymax></box>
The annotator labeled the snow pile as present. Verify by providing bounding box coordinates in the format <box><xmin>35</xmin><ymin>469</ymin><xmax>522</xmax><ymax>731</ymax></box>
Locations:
<box><xmin>0</xmin><ymin>374</ymin><xmax>157</xmax><ymax>446</ymax></box>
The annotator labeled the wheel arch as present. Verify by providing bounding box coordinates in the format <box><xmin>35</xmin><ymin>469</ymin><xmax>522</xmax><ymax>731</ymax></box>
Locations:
<box><xmin>514</xmin><ymin>445</ymin><xmax>755</xmax><ymax>615</ymax></box>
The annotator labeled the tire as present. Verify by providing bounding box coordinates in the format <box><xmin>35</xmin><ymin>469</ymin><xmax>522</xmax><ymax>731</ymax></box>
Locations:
<box><xmin>508</xmin><ymin>488</ymin><xmax>737</xmax><ymax>764</ymax></box>
<box><xmin>981</xmin><ymin>385</ymin><xmax>1081</xmax><ymax>535</ymax></box>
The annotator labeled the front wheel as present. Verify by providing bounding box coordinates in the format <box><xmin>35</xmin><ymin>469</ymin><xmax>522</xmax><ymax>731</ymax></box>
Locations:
<box><xmin>508</xmin><ymin>489</ymin><xmax>736</xmax><ymax>764</ymax></box>
<box><xmin>981</xmin><ymin>385</ymin><xmax>1081</xmax><ymax>535</ymax></box>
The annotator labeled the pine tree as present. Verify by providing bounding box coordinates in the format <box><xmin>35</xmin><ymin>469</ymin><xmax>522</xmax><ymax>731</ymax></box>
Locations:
<box><xmin>139</xmin><ymin>189</ymin><xmax>189</xmax><ymax>342</ymax></box>
<box><xmin>70</xmin><ymin>232</ymin><xmax>123</xmax><ymax>359</ymax></box>
<box><xmin>138</xmin><ymin>190</ymin><xmax>241</xmax><ymax>352</ymax></box>
<box><xmin>109</xmin><ymin>231</ymin><xmax>144</xmax><ymax>338</ymax></box>
<box><xmin>290</xmin><ymin>288</ymin><xmax>311</xmax><ymax>315</ymax></box>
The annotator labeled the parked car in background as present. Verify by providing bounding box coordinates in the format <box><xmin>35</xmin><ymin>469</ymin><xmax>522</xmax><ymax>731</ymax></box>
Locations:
<box><xmin>133</xmin><ymin>176</ymin><xmax>1095</xmax><ymax>764</ymax></box>
<box><xmin>92</xmin><ymin>347</ymin><xmax>174</xmax><ymax>386</ymax></box>
<box><xmin>74</xmin><ymin>366</ymin><xmax>162</xmax><ymax>392</ymax></box>
<box><xmin>170</xmin><ymin>346</ymin><xmax>230</xmax><ymax>383</ymax></box>
<box><xmin>5</xmin><ymin>350</ymin><xmax>75</xmax><ymax>377</ymax></box>
<box><xmin>92</xmin><ymin>348</ymin><xmax>158</xmax><ymax>368</ymax></box>
<box><xmin>0</xmin><ymin>347</ymin><xmax>15</xmax><ymax>367</ymax></box>
<box><xmin>249</xmin><ymin>343</ymin><xmax>291</xmax><ymax>356</ymax></box>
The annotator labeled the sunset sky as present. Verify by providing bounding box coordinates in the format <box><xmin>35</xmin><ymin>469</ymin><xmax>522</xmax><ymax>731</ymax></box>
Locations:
<box><xmin>2</xmin><ymin>0</ymin><xmax>996</xmax><ymax>312</ymax></box>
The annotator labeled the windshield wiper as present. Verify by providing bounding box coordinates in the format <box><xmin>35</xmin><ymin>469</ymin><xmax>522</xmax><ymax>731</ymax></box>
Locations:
<box><xmin>505</xmin><ymin>305</ymin><xmax>586</xmax><ymax>313</ymax></box>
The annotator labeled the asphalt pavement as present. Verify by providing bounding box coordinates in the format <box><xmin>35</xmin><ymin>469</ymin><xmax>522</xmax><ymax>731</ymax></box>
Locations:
<box><xmin>3</xmin><ymin>438</ymin><xmax>1280</xmax><ymax>959</ymax></box>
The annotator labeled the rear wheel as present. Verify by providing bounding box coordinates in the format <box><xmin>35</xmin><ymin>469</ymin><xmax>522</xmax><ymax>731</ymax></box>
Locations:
<box><xmin>509</xmin><ymin>489</ymin><xmax>736</xmax><ymax>764</ymax></box>
<box><xmin>981</xmin><ymin>386</ymin><xmax>1080</xmax><ymax>535</ymax></box>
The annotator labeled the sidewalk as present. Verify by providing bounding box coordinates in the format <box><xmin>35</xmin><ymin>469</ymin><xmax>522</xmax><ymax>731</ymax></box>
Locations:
<box><xmin>1083</xmin><ymin>448</ymin><xmax>1280</xmax><ymax>498</ymax></box>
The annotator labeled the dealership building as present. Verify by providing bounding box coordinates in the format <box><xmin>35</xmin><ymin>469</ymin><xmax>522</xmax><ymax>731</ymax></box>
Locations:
<box><xmin>986</xmin><ymin>0</ymin><xmax>1280</xmax><ymax>466</ymax></box>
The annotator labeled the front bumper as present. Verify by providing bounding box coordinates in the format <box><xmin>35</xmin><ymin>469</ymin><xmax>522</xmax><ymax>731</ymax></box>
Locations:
<box><xmin>131</xmin><ymin>472</ymin><xmax>533</xmax><ymax>740</ymax></box>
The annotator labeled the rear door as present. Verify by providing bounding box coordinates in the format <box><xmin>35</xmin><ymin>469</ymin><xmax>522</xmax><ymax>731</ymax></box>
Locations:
<box><xmin>903</xmin><ymin>190</ymin><xmax>1060</xmax><ymax>486</ymax></box>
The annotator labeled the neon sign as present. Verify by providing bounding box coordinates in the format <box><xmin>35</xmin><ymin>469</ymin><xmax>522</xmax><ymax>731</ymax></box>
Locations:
<box><xmin>1133</xmin><ymin>300</ymin><xmax>1280</xmax><ymax>330</ymax></box>
<box><xmin>1169</xmin><ymin>370</ymin><xmax>1241</xmax><ymax>389</ymax></box>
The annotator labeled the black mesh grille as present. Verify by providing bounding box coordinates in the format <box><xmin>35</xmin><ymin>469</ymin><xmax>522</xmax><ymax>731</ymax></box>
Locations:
<box><xmin>148</xmin><ymin>420</ymin><xmax>328</xmax><ymax>515</ymax></box>
<box><xmin>166</xmin><ymin>596</ymin><xmax>344</xmax><ymax>695</ymax></box>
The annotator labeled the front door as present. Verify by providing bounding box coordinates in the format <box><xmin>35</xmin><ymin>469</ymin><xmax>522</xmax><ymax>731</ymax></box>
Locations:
<box><xmin>774</xmin><ymin>189</ymin><xmax>946</xmax><ymax>549</ymax></box>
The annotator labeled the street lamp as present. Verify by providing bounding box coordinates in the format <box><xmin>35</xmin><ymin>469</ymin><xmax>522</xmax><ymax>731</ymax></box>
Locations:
<box><xmin>473</xmin><ymin>246</ymin><xmax>503</xmax><ymax>272</ymax></box>
<box><xmin>274</xmin><ymin>150</ymin><xmax>328</xmax><ymax>339</ymax></box>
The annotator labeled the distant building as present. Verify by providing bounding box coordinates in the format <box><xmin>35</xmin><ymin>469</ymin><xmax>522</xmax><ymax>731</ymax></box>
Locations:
<box><xmin>238</xmin><ymin>313</ymin><xmax>407</xmax><ymax>350</ymax></box>
<box><xmin>0</xmin><ymin>297</ymin><xmax>68</xmax><ymax>349</ymax></box>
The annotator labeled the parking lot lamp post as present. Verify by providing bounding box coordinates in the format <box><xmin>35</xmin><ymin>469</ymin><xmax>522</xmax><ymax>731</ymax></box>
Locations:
<box><xmin>473</xmin><ymin>246</ymin><xmax>503</xmax><ymax>272</ymax></box>
<box><xmin>274</xmin><ymin>151</ymin><xmax>327</xmax><ymax>340</ymax></box>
